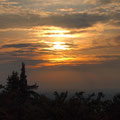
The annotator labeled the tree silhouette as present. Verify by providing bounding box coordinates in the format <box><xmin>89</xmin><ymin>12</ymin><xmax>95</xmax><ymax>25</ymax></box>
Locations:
<box><xmin>6</xmin><ymin>71</ymin><xmax>19</xmax><ymax>92</ymax></box>
<box><xmin>19</xmin><ymin>63</ymin><xmax>39</xmax><ymax>100</ymax></box>
<box><xmin>54</xmin><ymin>91</ymin><xmax>68</xmax><ymax>105</ymax></box>
<box><xmin>0</xmin><ymin>63</ymin><xmax>120</xmax><ymax>120</ymax></box>
<box><xmin>4</xmin><ymin>63</ymin><xmax>39</xmax><ymax>99</ymax></box>
<box><xmin>19</xmin><ymin>62</ymin><xmax>27</xmax><ymax>93</ymax></box>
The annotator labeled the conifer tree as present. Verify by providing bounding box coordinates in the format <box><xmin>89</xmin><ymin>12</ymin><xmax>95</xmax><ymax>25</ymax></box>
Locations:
<box><xmin>19</xmin><ymin>62</ymin><xmax>27</xmax><ymax>93</ymax></box>
<box><xmin>6</xmin><ymin>71</ymin><xmax>19</xmax><ymax>91</ymax></box>
<box><xmin>19</xmin><ymin>63</ymin><xmax>39</xmax><ymax>99</ymax></box>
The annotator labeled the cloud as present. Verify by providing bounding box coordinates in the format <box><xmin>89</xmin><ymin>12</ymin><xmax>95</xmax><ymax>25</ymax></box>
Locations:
<box><xmin>2</xmin><ymin>43</ymin><xmax>49</xmax><ymax>48</ymax></box>
<box><xmin>80</xmin><ymin>44</ymin><xmax>120</xmax><ymax>51</ymax></box>
<box><xmin>0</xmin><ymin>0</ymin><xmax>120</xmax><ymax>29</ymax></box>
<box><xmin>86</xmin><ymin>0</ymin><xmax>120</xmax><ymax>4</ymax></box>
<box><xmin>97</xmin><ymin>0</ymin><xmax>120</xmax><ymax>4</ymax></box>
<box><xmin>0</xmin><ymin>1</ymin><xmax>18</xmax><ymax>5</ymax></box>
<box><xmin>58</xmin><ymin>8</ymin><xmax>75</xmax><ymax>12</ymax></box>
<box><xmin>0</xmin><ymin>12</ymin><xmax>109</xmax><ymax>29</ymax></box>
<box><xmin>0</xmin><ymin>0</ymin><xmax>7</xmax><ymax>1</ymax></box>
<box><xmin>113</xmin><ymin>36</ymin><xmax>120</xmax><ymax>45</ymax></box>
<box><xmin>2</xmin><ymin>43</ymin><xmax>32</xmax><ymax>48</ymax></box>
<box><xmin>26</xmin><ymin>54</ymin><xmax>120</xmax><ymax>70</ymax></box>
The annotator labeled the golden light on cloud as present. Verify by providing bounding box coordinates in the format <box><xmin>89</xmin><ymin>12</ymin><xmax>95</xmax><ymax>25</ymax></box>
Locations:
<box><xmin>47</xmin><ymin>34</ymin><xmax>73</xmax><ymax>38</ymax></box>
<box><xmin>33</xmin><ymin>26</ymin><xmax>75</xmax><ymax>38</ymax></box>
<box><xmin>43</xmin><ymin>41</ymin><xmax>70</xmax><ymax>51</ymax></box>
<box><xmin>49</xmin><ymin>57</ymin><xmax>73</xmax><ymax>62</ymax></box>
<box><xmin>47</xmin><ymin>28</ymin><xmax>73</xmax><ymax>38</ymax></box>
<box><xmin>52</xmin><ymin>42</ymin><xmax>68</xmax><ymax>50</ymax></box>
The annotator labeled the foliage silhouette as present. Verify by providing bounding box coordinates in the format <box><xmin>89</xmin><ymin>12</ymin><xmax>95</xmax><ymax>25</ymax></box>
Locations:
<box><xmin>6</xmin><ymin>71</ymin><xmax>19</xmax><ymax>92</ymax></box>
<box><xmin>0</xmin><ymin>63</ymin><xmax>120</xmax><ymax>120</ymax></box>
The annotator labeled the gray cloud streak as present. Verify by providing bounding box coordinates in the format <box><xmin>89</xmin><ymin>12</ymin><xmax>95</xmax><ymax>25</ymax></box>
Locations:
<box><xmin>0</xmin><ymin>13</ymin><xmax>109</xmax><ymax>29</ymax></box>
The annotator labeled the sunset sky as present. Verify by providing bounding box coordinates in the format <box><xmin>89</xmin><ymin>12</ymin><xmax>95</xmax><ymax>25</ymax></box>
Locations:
<box><xmin>0</xmin><ymin>0</ymin><xmax>120</xmax><ymax>92</ymax></box>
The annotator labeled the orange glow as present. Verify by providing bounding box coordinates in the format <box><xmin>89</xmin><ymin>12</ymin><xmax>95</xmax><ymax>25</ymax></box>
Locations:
<box><xmin>33</xmin><ymin>26</ymin><xmax>75</xmax><ymax>38</ymax></box>
<box><xmin>28</xmin><ymin>54</ymin><xmax>115</xmax><ymax>68</ymax></box>
<box><xmin>52</xmin><ymin>42</ymin><xmax>68</xmax><ymax>50</ymax></box>
<box><xmin>48</xmin><ymin>34</ymin><xmax>73</xmax><ymax>38</ymax></box>
<box><xmin>49</xmin><ymin>57</ymin><xmax>73</xmax><ymax>62</ymax></box>
<box><xmin>45</xmin><ymin>27</ymin><xmax>72</xmax><ymax>38</ymax></box>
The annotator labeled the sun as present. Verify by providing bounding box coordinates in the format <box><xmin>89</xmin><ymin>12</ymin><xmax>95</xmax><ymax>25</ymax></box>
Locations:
<box><xmin>48</xmin><ymin>34</ymin><xmax>73</xmax><ymax>38</ymax></box>
<box><xmin>53</xmin><ymin>42</ymin><xmax>68</xmax><ymax>50</ymax></box>
<box><xmin>48</xmin><ymin>28</ymin><xmax>73</xmax><ymax>38</ymax></box>
<box><xmin>34</xmin><ymin>26</ymin><xmax>75</xmax><ymax>38</ymax></box>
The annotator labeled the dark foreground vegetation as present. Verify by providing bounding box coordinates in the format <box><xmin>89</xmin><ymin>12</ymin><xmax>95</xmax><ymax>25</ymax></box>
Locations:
<box><xmin>0</xmin><ymin>63</ymin><xmax>120</xmax><ymax>120</ymax></box>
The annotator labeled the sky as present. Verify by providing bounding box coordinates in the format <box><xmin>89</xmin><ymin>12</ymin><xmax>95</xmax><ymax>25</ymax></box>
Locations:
<box><xmin>0</xmin><ymin>0</ymin><xmax>120</xmax><ymax>92</ymax></box>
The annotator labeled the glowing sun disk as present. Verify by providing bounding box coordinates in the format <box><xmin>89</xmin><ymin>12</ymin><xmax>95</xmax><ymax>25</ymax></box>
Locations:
<box><xmin>48</xmin><ymin>34</ymin><xmax>73</xmax><ymax>38</ymax></box>
<box><xmin>53</xmin><ymin>42</ymin><xmax>68</xmax><ymax>50</ymax></box>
